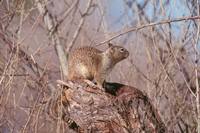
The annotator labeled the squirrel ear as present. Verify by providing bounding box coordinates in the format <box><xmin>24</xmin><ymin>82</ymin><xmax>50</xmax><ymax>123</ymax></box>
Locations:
<box><xmin>108</xmin><ymin>42</ymin><xmax>113</xmax><ymax>48</ymax></box>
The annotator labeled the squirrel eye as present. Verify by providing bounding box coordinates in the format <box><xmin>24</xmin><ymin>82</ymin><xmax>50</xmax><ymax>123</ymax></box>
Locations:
<box><xmin>120</xmin><ymin>48</ymin><xmax>124</xmax><ymax>52</ymax></box>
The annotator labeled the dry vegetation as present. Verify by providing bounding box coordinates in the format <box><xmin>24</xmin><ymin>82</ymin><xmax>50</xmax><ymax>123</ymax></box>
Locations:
<box><xmin>0</xmin><ymin>0</ymin><xmax>200</xmax><ymax>132</ymax></box>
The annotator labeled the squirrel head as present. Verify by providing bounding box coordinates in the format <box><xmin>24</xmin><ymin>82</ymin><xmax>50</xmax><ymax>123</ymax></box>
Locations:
<box><xmin>105</xmin><ymin>43</ymin><xmax>129</xmax><ymax>64</ymax></box>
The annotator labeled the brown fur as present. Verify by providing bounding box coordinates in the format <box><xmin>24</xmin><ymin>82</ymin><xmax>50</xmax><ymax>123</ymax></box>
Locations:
<box><xmin>67</xmin><ymin>43</ymin><xmax>129</xmax><ymax>87</ymax></box>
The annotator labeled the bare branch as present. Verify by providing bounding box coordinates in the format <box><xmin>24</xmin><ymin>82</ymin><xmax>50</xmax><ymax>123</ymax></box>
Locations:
<box><xmin>98</xmin><ymin>15</ymin><xmax>200</xmax><ymax>45</ymax></box>
<box><xmin>66</xmin><ymin>0</ymin><xmax>93</xmax><ymax>52</ymax></box>
<box><xmin>35</xmin><ymin>0</ymin><xmax>68</xmax><ymax>79</ymax></box>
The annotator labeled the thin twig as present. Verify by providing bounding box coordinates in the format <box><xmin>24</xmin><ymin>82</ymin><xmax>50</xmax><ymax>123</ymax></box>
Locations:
<box><xmin>57</xmin><ymin>0</ymin><xmax>79</xmax><ymax>25</ymax></box>
<box><xmin>66</xmin><ymin>0</ymin><xmax>93</xmax><ymax>52</ymax></box>
<box><xmin>97</xmin><ymin>15</ymin><xmax>200</xmax><ymax>45</ymax></box>
<box><xmin>195</xmin><ymin>1</ymin><xmax>200</xmax><ymax>132</ymax></box>
<box><xmin>35</xmin><ymin>0</ymin><xmax>68</xmax><ymax>79</ymax></box>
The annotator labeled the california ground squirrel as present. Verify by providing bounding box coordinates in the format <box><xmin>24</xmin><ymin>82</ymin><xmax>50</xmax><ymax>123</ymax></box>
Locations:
<box><xmin>67</xmin><ymin>43</ymin><xmax>129</xmax><ymax>88</ymax></box>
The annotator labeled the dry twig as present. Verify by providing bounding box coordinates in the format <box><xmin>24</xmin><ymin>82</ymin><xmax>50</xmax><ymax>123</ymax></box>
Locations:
<box><xmin>98</xmin><ymin>16</ymin><xmax>200</xmax><ymax>45</ymax></box>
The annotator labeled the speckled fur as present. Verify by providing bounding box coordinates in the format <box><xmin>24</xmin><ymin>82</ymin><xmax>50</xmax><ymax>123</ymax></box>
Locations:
<box><xmin>67</xmin><ymin>44</ymin><xmax>129</xmax><ymax>87</ymax></box>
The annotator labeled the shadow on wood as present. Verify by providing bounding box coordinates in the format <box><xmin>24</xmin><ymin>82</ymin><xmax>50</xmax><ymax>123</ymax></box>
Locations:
<box><xmin>46</xmin><ymin>80</ymin><xmax>167</xmax><ymax>133</ymax></box>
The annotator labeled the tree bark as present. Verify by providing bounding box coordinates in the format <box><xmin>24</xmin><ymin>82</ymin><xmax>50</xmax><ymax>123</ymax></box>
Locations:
<box><xmin>47</xmin><ymin>80</ymin><xmax>167</xmax><ymax>133</ymax></box>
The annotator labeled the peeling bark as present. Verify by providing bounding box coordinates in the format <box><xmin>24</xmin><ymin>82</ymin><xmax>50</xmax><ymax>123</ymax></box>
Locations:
<box><xmin>47</xmin><ymin>80</ymin><xmax>167</xmax><ymax>133</ymax></box>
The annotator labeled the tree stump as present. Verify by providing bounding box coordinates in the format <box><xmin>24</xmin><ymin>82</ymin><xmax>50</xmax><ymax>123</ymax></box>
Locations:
<box><xmin>47</xmin><ymin>80</ymin><xmax>167</xmax><ymax>133</ymax></box>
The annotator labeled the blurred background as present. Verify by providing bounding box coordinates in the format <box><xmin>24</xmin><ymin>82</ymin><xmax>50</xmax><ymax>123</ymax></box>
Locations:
<box><xmin>0</xmin><ymin>0</ymin><xmax>199</xmax><ymax>132</ymax></box>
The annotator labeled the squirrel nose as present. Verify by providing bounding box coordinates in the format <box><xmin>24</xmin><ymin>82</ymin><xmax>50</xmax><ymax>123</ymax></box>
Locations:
<box><xmin>125</xmin><ymin>51</ymin><xmax>129</xmax><ymax>57</ymax></box>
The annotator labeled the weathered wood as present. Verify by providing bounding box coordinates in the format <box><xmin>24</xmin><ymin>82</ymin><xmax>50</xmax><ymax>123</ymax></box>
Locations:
<box><xmin>47</xmin><ymin>80</ymin><xmax>167</xmax><ymax>133</ymax></box>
